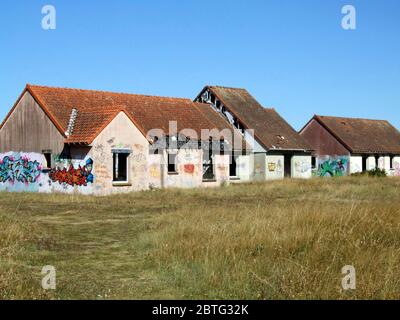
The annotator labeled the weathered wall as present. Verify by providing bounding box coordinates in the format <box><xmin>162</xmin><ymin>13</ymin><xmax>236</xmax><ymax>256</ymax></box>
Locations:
<box><xmin>392</xmin><ymin>157</ymin><xmax>400</xmax><ymax>176</ymax></box>
<box><xmin>236</xmin><ymin>154</ymin><xmax>253</xmax><ymax>182</ymax></box>
<box><xmin>0</xmin><ymin>151</ymin><xmax>94</xmax><ymax>193</ymax></box>
<box><xmin>315</xmin><ymin>155</ymin><xmax>350</xmax><ymax>177</ymax></box>
<box><xmin>378</xmin><ymin>156</ymin><xmax>391</xmax><ymax>172</ymax></box>
<box><xmin>0</xmin><ymin>92</ymin><xmax>65</xmax><ymax>154</ymax></box>
<box><xmin>164</xmin><ymin>149</ymin><xmax>203</xmax><ymax>189</ymax></box>
<box><xmin>366</xmin><ymin>156</ymin><xmax>376</xmax><ymax>171</ymax></box>
<box><xmin>292</xmin><ymin>156</ymin><xmax>312</xmax><ymax>179</ymax></box>
<box><xmin>350</xmin><ymin>156</ymin><xmax>362</xmax><ymax>174</ymax></box>
<box><xmin>265</xmin><ymin>155</ymin><xmax>284</xmax><ymax>180</ymax></box>
<box><xmin>90</xmin><ymin>112</ymin><xmax>150</xmax><ymax>195</ymax></box>
<box><xmin>253</xmin><ymin>154</ymin><xmax>266</xmax><ymax>181</ymax></box>
<box><xmin>300</xmin><ymin>119</ymin><xmax>350</xmax><ymax>157</ymax></box>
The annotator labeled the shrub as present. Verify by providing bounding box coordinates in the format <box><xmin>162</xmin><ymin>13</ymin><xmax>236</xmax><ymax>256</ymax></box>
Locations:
<box><xmin>351</xmin><ymin>168</ymin><xmax>387</xmax><ymax>177</ymax></box>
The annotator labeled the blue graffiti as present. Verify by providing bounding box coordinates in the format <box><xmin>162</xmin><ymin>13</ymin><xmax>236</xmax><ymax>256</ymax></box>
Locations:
<box><xmin>0</xmin><ymin>156</ymin><xmax>42</xmax><ymax>184</ymax></box>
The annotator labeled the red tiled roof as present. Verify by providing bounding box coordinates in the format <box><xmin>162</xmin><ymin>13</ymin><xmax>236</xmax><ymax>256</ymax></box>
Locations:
<box><xmin>308</xmin><ymin>115</ymin><xmax>400</xmax><ymax>154</ymax></box>
<box><xmin>196</xmin><ymin>86</ymin><xmax>312</xmax><ymax>151</ymax></box>
<box><xmin>2</xmin><ymin>85</ymin><xmax>246</xmax><ymax>148</ymax></box>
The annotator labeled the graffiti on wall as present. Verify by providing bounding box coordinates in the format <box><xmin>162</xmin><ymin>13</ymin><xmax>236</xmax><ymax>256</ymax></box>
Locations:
<box><xmin>184</xmin><ymin>164</ymin><xmax>195</xmax><ymax>174</ymax></box>
<box><xmin>49</xmin><ymin>158</ymin><xmax>94</xmax><ymax>186</ymax></box>
<box><xmin>392</xmin><ymin>160</ymin><xmax>400</xmax><ymax>177</ymax></box>
<box><xmin>267</xmin><ymin>160</ymin><xmax>283</xmax><ymax>173</ymax></box>
<box><xmin>316</xmin><ymin>156</ymin><xmax>349</xmax><ymax>177</ymax></box>
<box><xmin>0</xmin><ymin>155</ymin><xmax>42</xmax><ymax>184</ymax></box>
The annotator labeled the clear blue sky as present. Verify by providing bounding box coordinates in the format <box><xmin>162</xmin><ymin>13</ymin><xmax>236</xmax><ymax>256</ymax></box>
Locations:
<box><xmin>0</xmin><ymin>0</ymin><xmax>399</xmax><ymax>130</ymax></box>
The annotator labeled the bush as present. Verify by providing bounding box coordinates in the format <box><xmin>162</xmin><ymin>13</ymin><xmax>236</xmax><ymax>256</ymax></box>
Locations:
<box><xmin>351</xmin><ymin>168</ymin><xmax>387</xmax><ymax>177</ymax></box>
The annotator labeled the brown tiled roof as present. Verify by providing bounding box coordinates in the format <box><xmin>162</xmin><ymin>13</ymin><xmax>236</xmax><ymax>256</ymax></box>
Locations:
<box><xmin>309</xmin><ymin>115</ymin><xmax>400</xmax><ymax>154</ymax></box>
<box><xmin>196</xmin><ymin>86</ymin><xmax>312</xmax><ymax>151</ymax></box>
<box><xmin>1</xmin><ymin>85</ymin><xmax>246</xmax><ymax>148</ymax></box>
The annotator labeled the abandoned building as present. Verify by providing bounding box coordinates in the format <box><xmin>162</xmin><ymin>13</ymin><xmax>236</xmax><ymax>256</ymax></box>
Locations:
<box><xmin>0</xmin><ymin>85</ymin><xmax>253</xmax><ymax>194</ymax></box>
<box><xmin>299</xmin><ymin>115</ymin><xmax>400</xmax><ymax>176</ymax></box>
<box><xmin>195</xmin><ymin>86</ymin><xmax>313</xmax><ymax>180</ymax></box>
<box><xmin>0</xmin><ymin>84</ymin><xmax>316</xmax><ymax>195</ymax></box>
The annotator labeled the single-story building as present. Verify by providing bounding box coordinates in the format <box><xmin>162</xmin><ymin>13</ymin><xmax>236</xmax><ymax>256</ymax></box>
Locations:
<box><xmin>299</xmin><ymin>115</ymin><xmax>400</xmax><ymax>176</ymax></box>
<box><xmin>0</xmin><ymin>85</ymin><xmax>249</xmax><ymax>194</ymax></box>
<box><xmin>195</xmin><ymin>86</ymin><xmax>314</xmax><ymax>180</ymax></box>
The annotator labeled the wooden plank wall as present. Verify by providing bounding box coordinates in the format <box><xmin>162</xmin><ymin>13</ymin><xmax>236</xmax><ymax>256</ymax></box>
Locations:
<box><xmin>0</xmin><ymin>92</ymin><xmax>65</xmax><ymax>154</ymax></box>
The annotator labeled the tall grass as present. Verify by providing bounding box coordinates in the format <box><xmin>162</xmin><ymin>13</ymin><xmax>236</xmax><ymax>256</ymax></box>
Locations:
<box><xmin>1</xmin><ymin>177</ymin><xmax>400</xmax><ymax>299</ymax></box>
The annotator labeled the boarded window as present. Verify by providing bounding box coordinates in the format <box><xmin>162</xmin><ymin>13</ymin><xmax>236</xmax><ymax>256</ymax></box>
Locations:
<box><xmin>113</xmin><ymin>153</ymin><xmax>129</xmax><ymax>182</ymax></box>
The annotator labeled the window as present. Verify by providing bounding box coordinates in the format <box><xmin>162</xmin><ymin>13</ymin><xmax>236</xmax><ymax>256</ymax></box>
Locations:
<box><xmin>390</xmin><ymin>156</ymin><xmax>394</xmax><ymax>169</ymax></box>
<box><xmin>44</xmin><ymin>153</ymin><xmax>52</xmax><ymax>169</ymax></box>
<box><xmin>168</xmin><ymin>153</ymin><xmax>177</xmax><ymax>173</ymax></box>
<box><xmin>203</xmin><ymin>151</ymin><xmax>215</xmax><ymax>181</ymax></box>
<box><xmin>113</xmin><ymin>152</ymin><xmax>129</xmax><ymax>182</ymax></box>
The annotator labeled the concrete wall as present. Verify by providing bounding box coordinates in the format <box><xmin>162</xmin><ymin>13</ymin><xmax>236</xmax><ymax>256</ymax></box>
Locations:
<box><xmin>0</xmin><ymin>151</ymin><xmax>94</xmax><ymax>194</ymax></box>
<box><xmin>378</xmin><ymin>156</ymin><xmax>391</xmax><ymax>172</ymax></box>
<box><xmin>392</xmin><ymin>157</ymin><xmax>400</xmax><ymax>176</ymax></box>
<box><xmin>350</xmin><ymin>156</ymin><xmax>362</xmax><ymax>174</ymax></box>
<box><xmin>292</xmin><ymin>156</ymin><xmax>312</xmax><ymax>179</ymax></box>
<box><xmin>366</xmin><ymin>156</ymin><xmax>376</xmax><ymax>171</ymax></box>
<box><xmin>315</xmin><ymin>155</ymin><xmax>350</xmax><ymax>177</ymax></box>
<box><xmin>265</xmin><ymin>155</ymin><xmax>284</xmax><ymax>180</ymax></box>
<box><xmin>236</xmin><ymin>154</ymin><xmax>253</xmax><ymax>182</ymax></box>
<box><xmin>90</xmin><ymin>112</ymin><xmax>150</xmax><ymax>195</ymax></box>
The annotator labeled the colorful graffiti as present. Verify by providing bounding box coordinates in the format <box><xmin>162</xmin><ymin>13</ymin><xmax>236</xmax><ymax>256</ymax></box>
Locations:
<box><xmin>317</xmin><ymin>157</ymin><xmax>349</xmax><ymax>177</ymax></box>
<box><xmin>49</xmin><ymin>158</ymin><xmax>94</xmax><ymax>186</ymax></box>
<box><xmin>0</xmin><ymin>155</ymin><xmax>41</xmax><ymax>184</ymax></box>
<box><xmin>392</xmin><ymin>161</ymin><xmax>400</xmax><ymax>177</ymax></box>
<box><xmin>184</xmin><ymin>164</ymin><xmax>195</xmax><ymax>174</ymax></box>
<box><xmin>268</xmin><ymin>162</ymin><xmax>276</xmax><ymax>172</ymax></box>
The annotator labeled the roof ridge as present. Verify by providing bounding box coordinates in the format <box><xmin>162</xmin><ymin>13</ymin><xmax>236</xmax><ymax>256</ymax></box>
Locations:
<box><xmin>28</xmin><ymin>84</ymin><xmax>192</xmax><ymax>102</ymax></box>
<box><xmin>208</xmin><ymin>85</ymin><xmax>248</xmax><ymax>91</ymax></box>
<box><xmin>316</xmin><ymin>114</ymin><xmax>390</xmax><ymax>123</ymax></box>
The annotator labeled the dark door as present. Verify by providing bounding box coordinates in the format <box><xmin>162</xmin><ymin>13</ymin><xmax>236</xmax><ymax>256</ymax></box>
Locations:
<box><xmin>284</xmin><ymin>155</ymin><xmax>292</xmax><ymax>178</ymax></box>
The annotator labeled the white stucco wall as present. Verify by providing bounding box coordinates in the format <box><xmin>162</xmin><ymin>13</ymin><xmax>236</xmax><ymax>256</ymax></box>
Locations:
<box><xmin>350</xmin><ymin>156</ymin><xmax>362</xmax><ymax>174</ymax></box>
<box><xmin>392</xmin><ymin>157</ymin><xmax>400</xmax><ymax>176</ymax></box>
<box><xmin>292</xmin><ymin>156</ymin><xmax>312</xmax><ymax>179</ymax></box>
<box><xmin>236</xmin><ymin>154</ymin><xmax>253</xmax><ymax>182</ymax></box>
<box><xmin>366</xmin><ymin>156</ymin><xmax>376</xmax><ymax>170</ymax></box>
<box><xmin>90</xmin><ymin>111</ymin><xmax>150</xmax><ymax>195</ymax></box>
<box><xmin>265</xmin><ymin>155</ymin><xmax>284</xmax><ymax>180</ymax></box>
<box><xmin>378</xmin><ymin>156</ymin><xmax>391</xmax><ymax>172</ymax></box>
<box><xmin>253</xmin><ymin>153</ymin><xmax>266</xmax><ymax>181</ymax></box>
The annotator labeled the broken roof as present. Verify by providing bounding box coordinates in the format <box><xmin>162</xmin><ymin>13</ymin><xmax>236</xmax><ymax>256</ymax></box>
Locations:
<box><xmin>302</xmin><ymin>115</ymin><xmax>400</xmax><ymax>154</ymax></box>
<box><xmin>196</xmin><ymin>86</ymin><xmax>312</xmax><ymax>151</ymax></box>
<box><xmin>0</xmin><ymin>85</ymin><xmax>247</xmax><ymax>149</ymax></box>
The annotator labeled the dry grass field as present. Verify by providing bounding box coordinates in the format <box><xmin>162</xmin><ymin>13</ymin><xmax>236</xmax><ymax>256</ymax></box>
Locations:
<box><xmin>1</xmin><ymin>177</ymin><xmax>400</xmax><ymax>300</ymax></box>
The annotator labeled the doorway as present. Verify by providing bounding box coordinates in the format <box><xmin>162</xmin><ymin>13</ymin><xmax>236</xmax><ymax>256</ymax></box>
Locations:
<box><xmin>284</xmin><ymin>155</ymin><xmax>292</xmax><ymax>178</ymax></box>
